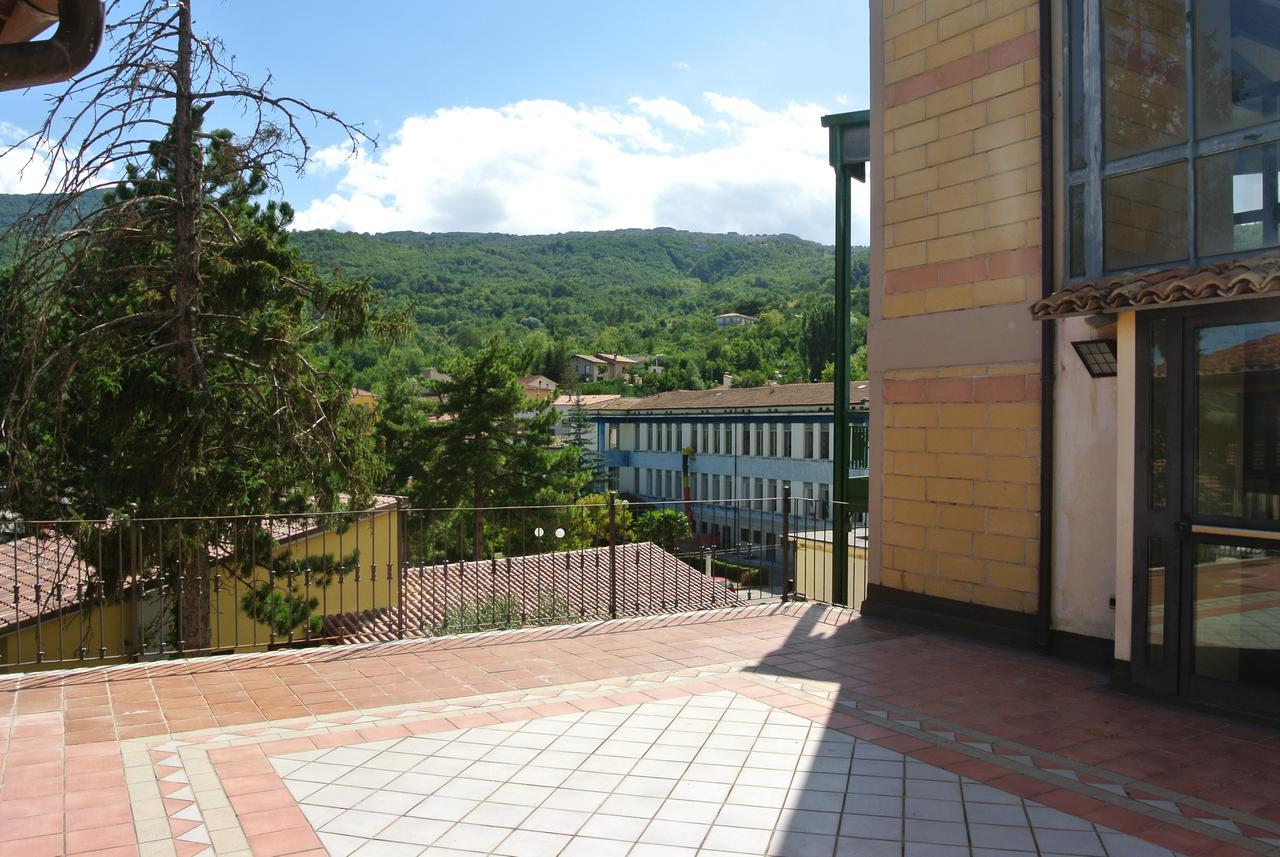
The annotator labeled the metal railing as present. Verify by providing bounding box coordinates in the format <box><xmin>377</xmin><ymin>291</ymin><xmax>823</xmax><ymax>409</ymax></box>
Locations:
<box><xmin>0</xmin><ymin>493</ymin><xmax>867</xmax><ymax>673</ymax></box>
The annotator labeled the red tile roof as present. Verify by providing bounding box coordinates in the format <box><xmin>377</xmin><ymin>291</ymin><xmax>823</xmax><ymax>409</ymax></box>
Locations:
<box><xmin>322</xmin><ymin>542</ymin><xmax>743</xmax><ymax>643</ymax></box>
<box><xmin>1031</xmin><ymin>253</ymin><xmax>1280</xmax><ymax>319</ymax></box>
<box><xmin>603</xmin><ymin>382</ymin><xmax>870</xmax><ymax>412</ymax></box>
<box><xmin>0</xmin><ymin>531</ymin><xmax>98</xmax><ymax>635</ymax></box>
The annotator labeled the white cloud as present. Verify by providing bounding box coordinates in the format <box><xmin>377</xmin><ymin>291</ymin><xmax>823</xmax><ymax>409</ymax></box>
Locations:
<box><xmin>627</xmin><ymin>96</ymin><xmax>704</xmax><ymax>133</ymax></box>
<box><xmin>0</xmin><ymin>123</ymin><xmax>59</xmax><ymax>194</ymax></box>
<box><xmin>293</xmin><ymin>94</ymin><xmax>870</xmax><ymax>245</ymax></box>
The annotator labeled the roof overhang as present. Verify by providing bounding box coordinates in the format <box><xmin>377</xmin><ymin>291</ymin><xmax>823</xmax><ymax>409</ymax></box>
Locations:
<box><xmin>1031</xmin><ymin>253</ymin><xmax>1280</xmax><ymax>320</ymax></box>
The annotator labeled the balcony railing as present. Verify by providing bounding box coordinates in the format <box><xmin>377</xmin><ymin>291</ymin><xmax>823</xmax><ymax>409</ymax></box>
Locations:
<box><xmin>0</xmin><ymin>495</ymin><xmax>866</xmax><ymax>673</ymax></box>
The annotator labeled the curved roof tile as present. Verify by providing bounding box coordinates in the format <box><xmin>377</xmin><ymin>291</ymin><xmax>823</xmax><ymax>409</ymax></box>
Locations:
<box><xmin>1030</xmin><ymin>253</ymin><xmax>1280</xmax><ymax>320</ymax></box>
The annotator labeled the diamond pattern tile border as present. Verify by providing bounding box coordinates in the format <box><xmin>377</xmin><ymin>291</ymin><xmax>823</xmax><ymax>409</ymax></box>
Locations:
<box><xmin>124</xmin><ymin>666</ymin><xmax>1274</xmax><ymax>857</ymax></box>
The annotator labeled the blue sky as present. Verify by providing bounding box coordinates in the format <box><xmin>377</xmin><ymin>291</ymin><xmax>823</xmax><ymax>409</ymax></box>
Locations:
<box><xmin>0</xmin><ymin>1</ymin><xmax>870</xmax><ymax>243</ymax></box>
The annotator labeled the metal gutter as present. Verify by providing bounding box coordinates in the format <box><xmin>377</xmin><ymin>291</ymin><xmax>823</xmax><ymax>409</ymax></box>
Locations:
<box><xmin>1036</xmin><ymin>0</ymin><xmax>1056</xmax><ymax>649</ymax></box>
<box><xmin>0</xmin><ymin>0</ymin><xmax>103</xmax><ymax>92</ymax></box>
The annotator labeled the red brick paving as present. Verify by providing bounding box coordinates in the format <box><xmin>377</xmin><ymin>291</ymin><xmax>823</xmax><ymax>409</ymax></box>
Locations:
<box><xmin>0</xmin><ymin>603</ymin><xmax>1279</xmax><ymax>854</ymax></box>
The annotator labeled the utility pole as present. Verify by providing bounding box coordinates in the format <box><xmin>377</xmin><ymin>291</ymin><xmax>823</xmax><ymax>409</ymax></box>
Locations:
<box><xmin>821</xmin><ymin>110</ymin><xmax>870</xmax><ymax>607</ymax></box>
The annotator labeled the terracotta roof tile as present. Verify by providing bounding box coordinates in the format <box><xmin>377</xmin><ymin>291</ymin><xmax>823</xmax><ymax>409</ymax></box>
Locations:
<box><xmin>1031</xmin><ymin>253</ymin><xmax>1280</xmax><ymax>319</ymax></box>
<box><xmin>322</xmin><ymin>542</ymin><xmax>742</xmax><ymax>643</ymax></box>
<box><xmin>603</xmin><ymin>382</ymin><xmax>870</xmax><ymax>412</ymax></box>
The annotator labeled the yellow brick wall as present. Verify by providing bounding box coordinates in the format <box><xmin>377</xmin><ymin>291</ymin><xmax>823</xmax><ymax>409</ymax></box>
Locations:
<box><xmin>876</xmin><ymin>0</ymin><xmax>1043</xmax><ymax>615</ymax></box>
<box><xmin>881</xmin><ymin>364</ymin><xmax>1041</xmax><ymax>613</ymax></box>
<box><xmin>882</xmin><ymin>0</ymin><xmax>1042</xmax><ymax>320</ymax></box>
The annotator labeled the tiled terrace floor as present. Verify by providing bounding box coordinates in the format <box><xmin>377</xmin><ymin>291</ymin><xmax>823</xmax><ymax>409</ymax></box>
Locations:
<box><xmin>1</xmin><ymin>603</ymin><xmax>1279</xmax><ymax>856</ymax></box>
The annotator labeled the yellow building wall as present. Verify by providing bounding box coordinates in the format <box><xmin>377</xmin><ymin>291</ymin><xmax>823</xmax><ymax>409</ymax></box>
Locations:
<box><xmin>210</xmin><ymin>508</ymin><xmax>402</xmax><ymax>652</ymax></box>
<box><xmin>0</xmin><ymin>597</ymin><xmax>137</xmax><ymax>670</ymax></box>
<box><xmin>793</xmin><ymin>537</ymin><xmax>870</xmax><ymax>610</ymax></box>
<box><xmin>876</xmin><ymin>0</ymin><xmax>1043</xmax><ymax>615</ymax></box>
<box><xmin>1</xmin><ymin>508</ymin><xmax>402</xmax><ymax>671</ymax></box>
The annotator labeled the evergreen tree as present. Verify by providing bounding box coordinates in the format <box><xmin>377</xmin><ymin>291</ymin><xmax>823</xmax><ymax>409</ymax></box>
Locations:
<box><xmin>0</xmin><ymin>1</ymin><xmax>388</xmax><ymax>647</ymax></box>
<box><xmin>410</xmin><ymin>337</ymin><xmax>583</xmax><ymax>559</ymax></box>
<box><xmin>566</xmin><ymin>393</ymin><xmax>606</xmax><ymax>493</ymax></box>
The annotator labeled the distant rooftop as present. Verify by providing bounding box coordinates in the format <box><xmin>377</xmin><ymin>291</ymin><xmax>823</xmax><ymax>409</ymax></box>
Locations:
<box><xmin>603</xmin><ymin>382</ymin><xmax>870</xmax><ymax>413</ymax></box>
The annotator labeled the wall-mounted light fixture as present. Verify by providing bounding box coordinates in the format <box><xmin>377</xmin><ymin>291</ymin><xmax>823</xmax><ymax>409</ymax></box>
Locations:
<box><xmin>1071</xmin><ymin>339</ymin><xmax>1118</xmax><ymax>378</ymax></box>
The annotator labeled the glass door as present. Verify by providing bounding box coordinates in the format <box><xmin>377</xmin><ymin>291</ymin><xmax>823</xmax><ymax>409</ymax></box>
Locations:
<box><xmin>1135</xmin><ymin>305</ymin><xmax>1280</xmax><ymax>714</ymax></box>
<box><xmin>1183</xmin><ymin>316</ymin><xmax>1280</xmax><ymax>712</ymax></box>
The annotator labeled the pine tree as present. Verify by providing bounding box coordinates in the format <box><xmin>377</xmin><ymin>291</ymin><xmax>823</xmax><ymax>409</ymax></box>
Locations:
<box><xmin>566</xmin><ymin>393</ymin><xmax>606</xmax><ymax>493</ymax></box>
<box><xmin>410</xmin><ymin>337</ymin><xmax>584</xmax><ymax>559</ymax></box>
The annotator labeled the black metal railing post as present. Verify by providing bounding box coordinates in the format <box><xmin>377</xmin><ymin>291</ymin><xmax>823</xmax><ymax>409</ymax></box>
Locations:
<box><xmin>396</xmin><ymin>498</ymin><xmax>407</xmax><ymax>640</ymax></box>
<box><xmin>607</xmin><ymin>491</ymin><xmax>618</xmax><ymax>620</ymax></box>
<box><xmin>781</xmin><ymin>487</ymin><xmax>792</xmax><ymax>603</ymax></box>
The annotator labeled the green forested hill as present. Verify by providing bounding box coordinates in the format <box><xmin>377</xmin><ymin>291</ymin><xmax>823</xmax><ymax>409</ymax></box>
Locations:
<box><xmin>290</xmin><ymin>227</ymin><xmax>869</xmax><ymax>390</ymax></box>
<box><xmin>0</xmin><ymin>194</ymin><xmax>868</xmax><ymax>391</ymax></box>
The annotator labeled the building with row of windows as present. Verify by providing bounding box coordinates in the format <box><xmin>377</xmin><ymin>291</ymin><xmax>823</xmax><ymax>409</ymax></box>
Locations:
<box><xmin>595</xmin><ymin>383</ymin><xmax>869</xmax><ymax>584</ymax></box>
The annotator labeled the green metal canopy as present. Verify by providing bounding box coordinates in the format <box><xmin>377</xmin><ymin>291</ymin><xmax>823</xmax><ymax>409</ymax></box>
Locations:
<box><xmin>820</xmin><ymin>109</ymin><xmax>869</xmax><ymax>607</ymax></box>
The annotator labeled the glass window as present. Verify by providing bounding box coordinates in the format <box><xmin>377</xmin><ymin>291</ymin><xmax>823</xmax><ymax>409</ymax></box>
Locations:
<box><xmin>1196</xmin><ymin>141</ymin><xmax>1280</xmax><ymax>258</ymax></box>
<box><xmin>701</xmin><ymin>423</ymin><xmax>709</xmax><ymax>453</ymax></box>
<box><xmin>713</xmin><ymin>423</ymin><xmax>721</xmax><ymax>454</ymax></box>
<box><xmin>1069</xmin><ymin>184</ymin><xmax>1086</xmax><ymax>278</ymax></box>
<box><xmin>1103</xmin><ymin>162</ymin><xmax>1189</xmax><ymax>270</ymax></box>
<box><xmin>754</xmin><ymin>478</ymin><xmax>764</xmax><ymax>511</ymax></box>
<box><xmin>1102</xmin><ymin>0</ymin><xmax>1187</xmax><ymax>160</ymax></box>
<box><xmin>1070</xmin><ymin>0</ymin><xmax>1280</xmax><ymax>276</ymax></box>
<box><xmin>1147</xmin><ymin>536</ymin><xmax>1166</xmax><ymax>668</ymax></box>
<box><xmin>724</xmin><ymin>424</ymin><xmax>733</xmax><ymax>455</ymax></box>
<box><xmin>1194</xmin><ymin>542</ymin><xmax>1280</xmax><ymax>689</ymax></box>
<box><xmin>755</xmin><ymin>424</ymin><xmax>764</xmax><ymax>458</ymax></box>
<box><xmin>1150</xmin><ymin>318</ymin><xmax>1169</xmax><ymax>510</ymax></box>
<box><xmin>819</xmin><ymin>484</ymin><xmax>830</xmax><ymax>519</ymax></box>
<box><xmin>820</xmin><ymin>424</ymin><xmax>831</xmax><ymax>460</ymax></box>
<box><xmin>768</xmin><ymin>479</ymin><xmax>778</xmax><ymax>512</ymax></box>
<box><xmin>1194</xmin><ymin>320</ymin><xmax>1280</xmax><ymax>521</ymax></box>
<box><xmin>784</xmin><ymin>424</ymin><xmax>793</xmax><ymax>458</ymax></box>
<box><xmin>1195</xmin><ymin>1</ymin><xmax>1280</xmax><ymax>139</ymax></box>
<box><xmin>1068</xmin><ymin>0</ymin><xmax>1087</xmax><ymax>170</ymax></box>
<box><xmin>741</xmin><ymin>424</ymin><xmax>751</xmax><ymax>456</ymax></box>
<box><xmin>769</xmin><ymin>424</ymin><xmax>779</xmax><ymax>457</ymax></box>
<box><xmin>804</xmin><ymin>426</ymin><xmax>814</xmax><ymax>459</ymax></box>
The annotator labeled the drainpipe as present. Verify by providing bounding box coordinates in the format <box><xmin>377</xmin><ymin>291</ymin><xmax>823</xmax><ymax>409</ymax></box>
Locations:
<box><xmin>0</xmin><ymin>0</ymin><xmax>104</xmax><ymax>92</ymax></box>
<box><xmin>1035</xmin><ymin>0</ymin><xmax>1056</xmax><ymax>650</ymax></box>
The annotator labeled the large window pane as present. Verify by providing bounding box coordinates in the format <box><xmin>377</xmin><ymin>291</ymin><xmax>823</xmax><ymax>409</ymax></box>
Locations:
<box><xmin>1197</xmin><ymin>141</ymin><xmax>1280</xmax><ymax>258</ymax></box>
<box><xmin>1195</xmin><ymin>0</ymin><xmax>1280</xmax><ymax>139</ymax></box>
<box><xmin>1147</xmin><ymin>536</ymin><xmax>1166</xmax><ymax>668</ymax></box>
<box><xmin>1103</xmin><ymin>0</ymin><xmax>1187</xmax><ymax>160</ymax></box>
<box><xmin>1069</xmin><ymin>183</ymin><xmax>1086</xmax><ymax>277</ymax></box>
<box><xmin>1194</xmin><ymin>542</ymin><xmax>1280</xmax><ymax>689</ymax></box>
<box><xmin>1150</xmin><ymin>318</ymin><xmax>1168</xmax><ymax>509</ymax></box>
<box><xmin>1103</xmin><ymin>162</ymin><xmax>1189</xmax><ymax>270</ymax></box>
<box><xmin>1068</xmin><ymin>0</ymin><xmax>1087</xmax><ymax>170</ymax></box>
<box><xmin>1195</xmin><ymin>320</ymin><xmax>1280</xmax><ymax>521</ymax></box>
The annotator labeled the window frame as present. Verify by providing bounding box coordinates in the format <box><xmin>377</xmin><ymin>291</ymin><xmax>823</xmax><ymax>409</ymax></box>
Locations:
<box><xmin>1064</xmin><ymin>0</ymin><xmax>1280</xmax><ymax>280</ymax></box>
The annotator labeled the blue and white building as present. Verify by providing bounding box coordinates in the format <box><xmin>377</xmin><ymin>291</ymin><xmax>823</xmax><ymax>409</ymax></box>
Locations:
<box><xmin>596</xmin><ymin>382</ymin><xmax>870</xmax><ymax>582</ymax></box>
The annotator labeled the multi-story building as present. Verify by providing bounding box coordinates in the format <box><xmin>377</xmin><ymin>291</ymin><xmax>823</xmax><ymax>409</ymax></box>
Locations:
<box><xmin>597</xmin><ymin>383</ymin><xmax>870</xmax><ymax>584</ymax></box>
<box><xmin>862</xmin><ymin>0</ymin><xmax>1280</xmax><ymax>717</ymax></box>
